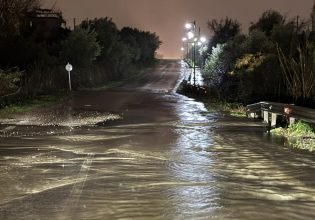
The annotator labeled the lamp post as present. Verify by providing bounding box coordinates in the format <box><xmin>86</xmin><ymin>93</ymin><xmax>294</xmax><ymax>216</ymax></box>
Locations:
<box><xmin>182</xmin><ymin>22</ymin><xmax>208</xmax><ymax>87</ymax></box>
<box><xmin>198</xmin><ymin>36</ymin><xmax>207</xmax><ymax>70</ymax></box>
<box><xmin>182</xmin><ymin>37</ymin><xmax>188</xmax><ymax>61</ymax></box>
<box><xmin>65</xmin><ymin>62</ymin><xmax>73</xmax><ymax>92</ymax></box>
<box><xmin>185</xmin><ymin>21</ymin><xmax>197</xmax><ymax>86</ymax></box>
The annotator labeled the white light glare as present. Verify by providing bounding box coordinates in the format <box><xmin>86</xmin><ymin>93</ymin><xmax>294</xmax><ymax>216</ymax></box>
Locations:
<box><xmin>185</xmin><ymin>23</ymin><xmax>192</xmax><ymax>29</ymax></box>
<box><xmin>187</xmin><ymin>31</ymin><xmax>194</xmax><ymax>39</ymax></box>
<box><xmin>181</xmin><ymin>47</ymin><xmax>185</xmax><ymax>51</ymax></box>
<box><xmin>200</xmin><ymin>36</ymin><xmax>207</xmax><ymax>43</ymax></box>
<box><xmin>182</xmin><ymin>37</ymin><xmax>187</xmax><ymax>42</ymax></box>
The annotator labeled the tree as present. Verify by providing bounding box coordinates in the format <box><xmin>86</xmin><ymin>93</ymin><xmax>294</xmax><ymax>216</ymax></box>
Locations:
<box><xmin>0</xmin><ymin>68</ymin><xmax>22</xmax><ymax>96</ymax></box>
<box><xmin>81</xmin><ymin>18</ymin><xmax>120</xmax><ymax>63</ymax></box>
<box><xmin>0</xmin><ymin>0</ymin><xmax>40</xmax><ymax>37</ymax></box>
<box><xmin>135</xmin><ymin>30</ymin><xmax>161</xmax><ymax>64</ymax></box>
<box><xmin>207</xmin><ymin>17</ymin><xmax>240</xmax><ymax>48</ymax></box>
<box><xmin>242</xmin><ymin>30</ymin><xmax>274</xmax><ymax>54</ymax></box>
<box><xmin>203</xmin><ymin>44</ymin><xmax>225</xmax><ymax>88</ymax></box>
<box><xmin>277</xmin><ymin>35</ymin><xmax>315</xmax><ymax>102</ymax></box>
<box><xmin>121</xmin><ymin>27</ymin><xmax>161</xmax><ymax>64</ymax></box>
<box><xmin>61</xmin><ymin>27</ymin><xmax>101</xmax><ymax>67</ymax></box>
<box><xmin>120</xmin><ymin>27</ymin><xmax>141</xmax><ymax>63</ymax></box>
<box><xmin>271</xmin><ymin>22</ymin><xmax>296</xmax><ymax>55</ymax></box>
<box><xmin>249</xmin><ymin>10</ymin><xmax>285</xmax><ymax>36</ymax></box>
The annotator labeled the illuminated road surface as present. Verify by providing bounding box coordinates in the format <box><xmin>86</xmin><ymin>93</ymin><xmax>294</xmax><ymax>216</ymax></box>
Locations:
<box><xmin>1</xmin><ymin>60</ymin><xmax>315</xmax><ymax>219</ymax></box>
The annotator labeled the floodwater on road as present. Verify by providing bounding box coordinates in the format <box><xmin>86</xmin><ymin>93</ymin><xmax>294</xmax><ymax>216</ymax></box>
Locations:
<box><xmin>0</xmin><ymin>60</ymin><xmax>315</xmax><ymax>220</ymax></box>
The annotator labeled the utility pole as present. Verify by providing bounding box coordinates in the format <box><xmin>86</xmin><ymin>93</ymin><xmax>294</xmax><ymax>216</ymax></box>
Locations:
<box><xmin>193</xmin><ymin>21</ymin><xmax>196</xmax><ymax>87</ymax></box>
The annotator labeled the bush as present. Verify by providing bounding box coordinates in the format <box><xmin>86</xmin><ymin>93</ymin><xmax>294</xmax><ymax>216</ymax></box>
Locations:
<box><xmin>287</xmin><ymin>121</ymin><xmax>314</xmax><ymax>136</ymax></box>
<box><xmin>0</xmin><ymin>68</ymin><xmax>22</xmax><ymax>96</ymax></box>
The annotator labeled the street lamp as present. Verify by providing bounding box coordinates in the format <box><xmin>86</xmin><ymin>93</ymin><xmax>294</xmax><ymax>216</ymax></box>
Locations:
<box><xmin>182</xmin><ymin>21</ymin><xmax>207</xmax><ymax>87</ymax></box>
<box><xmin>187</xmin><ymin>31</ymin><xmax>194</xmax><ymax>40</ymax></box>
<box><xmin>181</xmin><ymin>47</ymin><xmax>185</xmax><ymax>59</ymax></box>
<box><xmin>200</xmin><ymin>36</ymin><xmax>207</xmax><ymax>43</ymax></box>
<box><xmin>184</xmin><ymin>21</ymin><xmax>197</xmax><ymax>86</ymax></box>
<box><xmin>185</xmin><ymin>23</ymin><xmax>193</xmax><ymax>29</ymax></box>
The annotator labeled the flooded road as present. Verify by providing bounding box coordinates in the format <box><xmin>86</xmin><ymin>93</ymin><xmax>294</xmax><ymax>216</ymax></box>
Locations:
<box><xmin>0</xmin><ymin>60</ymin><xmax>315</xmax><ymax>219</ymax></box>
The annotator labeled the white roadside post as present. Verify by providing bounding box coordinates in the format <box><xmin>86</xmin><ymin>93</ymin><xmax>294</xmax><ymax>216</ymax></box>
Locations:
<box><xmin>65</xmin><ymin>63</ymin><xmax>73</xmax><ymax>92</ymax></box>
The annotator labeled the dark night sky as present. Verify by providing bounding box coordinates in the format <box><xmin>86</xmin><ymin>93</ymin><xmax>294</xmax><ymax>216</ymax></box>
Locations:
<box><xmin>44</xmin><ymin>0</ymin><xmax>314</xmax><ymax>59</ymax></box>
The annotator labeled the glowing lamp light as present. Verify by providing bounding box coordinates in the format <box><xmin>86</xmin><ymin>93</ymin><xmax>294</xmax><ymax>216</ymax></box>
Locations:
<box><xmin>197</xmin><ymin>42</ymin><xmax>202</xmax><ymax>46</ymax></box>
<box><xmin>185</xmin><ymin>23</ymin><xmax>192</xmax><ymax>29</ymax></box>
<box><xmin>182</xmin><ymin>37</ymin><xmax>187</xmax><ymax>42</ymax></box>
<box><xmin>181</xmin><ymin>47</ymin><xmax>185</xmax><ymax>51</ymax></box>
<box><xmin>200</xmin><ymin>36</ymin><xmax>207</xmax><ymax>43</ymax></box>
<box><xmin>187</xmin><ymin>31</ymin><xmax>194</xmax><ymax>39</ymax></box>
<box><xmin>194</xmin><ymin>37</ymin><xmax>198</xmax><ymax>42</ymax></box>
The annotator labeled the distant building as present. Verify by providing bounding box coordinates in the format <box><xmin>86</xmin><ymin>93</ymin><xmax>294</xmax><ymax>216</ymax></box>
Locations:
<box><xmin>25</xmin><ymin>8</ymin><xmax>66</xmax><ymax>40</ymax></box>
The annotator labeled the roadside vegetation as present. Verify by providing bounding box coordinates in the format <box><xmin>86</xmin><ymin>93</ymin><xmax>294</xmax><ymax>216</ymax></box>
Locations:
<box><xmin>178</xmin><ymin>81</ymin><xmax>246</xmax><ymax>117</ymax></box>
<box><xmin>200</xmin><ymin>10</ymin><xmax>315</xmax><ymax>108</ymax></box>
<box><xmin>0</xmin><ymin>0</ymin><xmax>161</xmax><ymax>111</ymax></box>
<box><xmin>0</xmin><ymin>92</ymin><xmax>68</xmax><ymax>118</ymax></box>
<box><xmin>271</xmin><ymin>121</ymin><xmax>315</xmax><ymax>152</ymax></box>
<box><xmin>204</xmin><ymin>101</ymin><xmax>246</xmax><ymax>117</ymax></box>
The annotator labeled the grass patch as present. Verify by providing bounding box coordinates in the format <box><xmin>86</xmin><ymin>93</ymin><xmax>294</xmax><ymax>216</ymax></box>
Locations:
<box><xmin>0</xmin><ymin>92</ymin><xmax>69</xmax><ymax>118</ymax></box>
<box><xmin>271</xmin><ymin>121</ymin><xmax>315</xmax><ymax>152</ymax></box>
<box><xmin>177</xmin><ymin>81</ymin><xmax>246</xmax><ymax>117</ymax></box>
<box><xmin>204</xmin><ymin>101</ymin><xmax>246</xmax><ymax>117</ymax></box>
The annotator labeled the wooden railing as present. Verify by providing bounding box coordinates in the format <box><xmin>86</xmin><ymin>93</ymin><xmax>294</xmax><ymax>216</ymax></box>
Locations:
<box><xmin>246</xmin><ymin>101</ymin><xmax>315</xmax><ymax>127</ymax></box>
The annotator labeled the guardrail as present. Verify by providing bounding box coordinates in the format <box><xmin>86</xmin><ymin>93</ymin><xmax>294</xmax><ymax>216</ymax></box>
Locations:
<box><xmin>246</xmin><ymin>101</ymin><xmax>315</xmax><ymax>127</ymax></box>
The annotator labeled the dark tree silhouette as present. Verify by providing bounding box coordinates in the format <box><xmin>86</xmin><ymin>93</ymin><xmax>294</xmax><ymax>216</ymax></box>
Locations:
<box><xmin>207</xmin><ymin>17</ymin><xmax>241</xmax><ymax>46</ymax></box>
<box><xmin>249</xmin><ymin>10</ymin><xmax>285</xmax><ymax>36</ymax></box>
<box><xmin>0</xmin><ymin>0</ymin><xmax>40</xmax><ymax>37</ymax></box>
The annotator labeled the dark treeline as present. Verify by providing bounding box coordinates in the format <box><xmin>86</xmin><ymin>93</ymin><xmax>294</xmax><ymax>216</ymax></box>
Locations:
<box><xmin>0</xmin><ymin>0</ymin><xmax>161</xmax><ymax>102</ymax></box>
<box><xmin>202</xmin><ymin>9</ymin><xmax>315</xmax><ymax>107</ymax></box>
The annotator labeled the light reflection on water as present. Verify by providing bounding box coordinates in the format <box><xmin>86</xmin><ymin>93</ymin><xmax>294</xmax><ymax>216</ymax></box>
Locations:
<box><xmin>163</xmin><ymin>92</ymin><xmax>224</xmax><ymax>219</ymax></box>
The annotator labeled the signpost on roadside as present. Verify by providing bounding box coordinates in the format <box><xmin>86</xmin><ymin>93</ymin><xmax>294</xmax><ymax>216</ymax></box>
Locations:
<box><xmin>65</xmin><ymin>62</ymin><xmax>73</xmax><ymax>92</ymax></box>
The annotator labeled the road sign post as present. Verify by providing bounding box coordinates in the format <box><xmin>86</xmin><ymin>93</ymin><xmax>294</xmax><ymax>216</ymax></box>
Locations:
<box><xmin>65</xmin><ymin>63</ymin><xmax>73</xmax><ymax>92</ymax></box>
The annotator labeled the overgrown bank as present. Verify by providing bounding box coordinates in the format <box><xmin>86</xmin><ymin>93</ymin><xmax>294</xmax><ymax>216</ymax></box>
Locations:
<box><xmin>271</xmin><ymin>121</ymin><xmax>315</xmax><ymax>152</ymax></box>
<box><xmin>177</xmin><ymin>81</ymin><xmax>246</xmax><ymax>117</ymax></box>
<box><xmin>179</xmin><ymin>81</ymin><xmax>315</xmax><ymax>152</ymax></box>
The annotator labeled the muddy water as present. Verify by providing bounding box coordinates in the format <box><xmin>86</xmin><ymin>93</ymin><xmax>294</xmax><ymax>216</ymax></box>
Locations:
<box><xmin>1</xmin><ymin>61</ymin><xmax>315</xmax><ymax>219</ymax></box>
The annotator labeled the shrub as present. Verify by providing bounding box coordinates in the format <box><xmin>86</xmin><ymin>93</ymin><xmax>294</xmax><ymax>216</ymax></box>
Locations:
<box><xmin>0</xmin><ymin>68</ymin><xmax>22</xmax><ymax>96</ymax></box>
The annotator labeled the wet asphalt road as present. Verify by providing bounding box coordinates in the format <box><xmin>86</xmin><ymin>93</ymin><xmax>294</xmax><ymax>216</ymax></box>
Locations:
<box><xmin>0</xmin><ymin>60</ymin><xmax>315</xmax><ymax>220</ymax></box>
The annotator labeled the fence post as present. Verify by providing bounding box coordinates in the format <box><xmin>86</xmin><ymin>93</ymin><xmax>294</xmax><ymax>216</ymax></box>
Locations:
<box><xmin>263</xmin><ymin>111</ymin><xmax>269</xmax><ymax>123</ymax></box>
<box><xmin>271</xmin><ymin>113</ymin><xmax>277</xmax><ymax>127</ymax></box>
